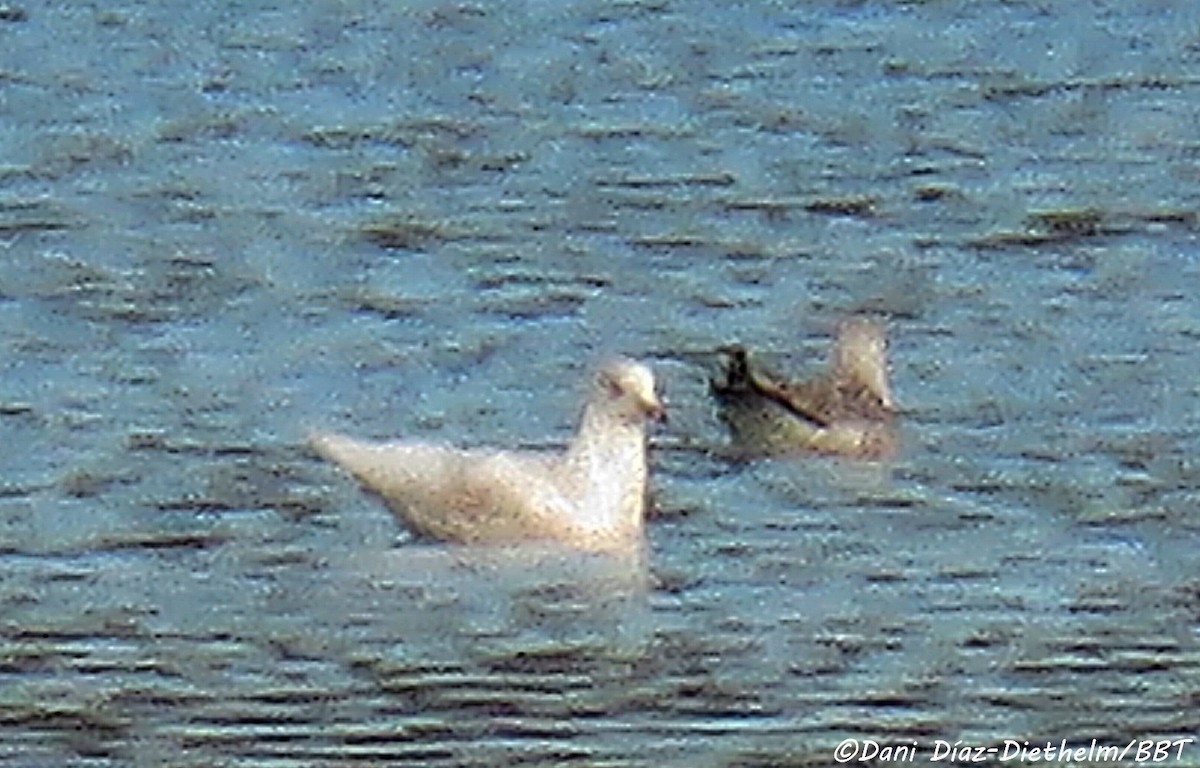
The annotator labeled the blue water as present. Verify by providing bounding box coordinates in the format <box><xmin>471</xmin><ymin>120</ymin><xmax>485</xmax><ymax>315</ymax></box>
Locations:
<box><xmin>1</xmin><ymin>1</ymin><xmax>1198</xmax><ymax>765</ymax></box>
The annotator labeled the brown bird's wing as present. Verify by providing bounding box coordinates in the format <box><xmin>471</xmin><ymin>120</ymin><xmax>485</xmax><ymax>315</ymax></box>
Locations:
<box><xmin>714</xmin><ymin>345</ymin><xmax>834</xmax><ymax>427</ymax></box>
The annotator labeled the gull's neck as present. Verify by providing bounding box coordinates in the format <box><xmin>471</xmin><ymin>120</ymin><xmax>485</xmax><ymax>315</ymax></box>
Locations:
<box><xmin>563</xmin><ymin>401</ymin><xmax>648</xmax><ymax>536</ymax></box>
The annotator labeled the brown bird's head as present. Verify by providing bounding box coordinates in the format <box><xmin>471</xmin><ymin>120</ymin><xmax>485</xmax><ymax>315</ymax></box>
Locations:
<box><xmin>831</xmin><ymin>318</ymin><xmax>894</xmax><ymax>412</ymax></box>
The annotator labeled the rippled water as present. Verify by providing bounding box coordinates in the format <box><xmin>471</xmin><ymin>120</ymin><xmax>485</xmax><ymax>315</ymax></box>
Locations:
<box><xmin>2</xmin><ymin>1</ymin><xmax>1199</xmax><ymax>765</ymax></box>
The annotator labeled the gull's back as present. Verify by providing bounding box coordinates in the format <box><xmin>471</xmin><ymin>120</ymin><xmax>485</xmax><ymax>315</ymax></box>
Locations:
<box><xmin>311</xmin><ymin>432</ymin><xmax>589</xmax><ymax>545</ymax></box>
<box><xmin>309</xmin><ymin>357</ymin><xmax>662</xmax><ymax>551</ymax></box>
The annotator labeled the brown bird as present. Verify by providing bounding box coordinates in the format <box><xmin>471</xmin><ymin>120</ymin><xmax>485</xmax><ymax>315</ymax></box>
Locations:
<box><xmin>310</xmin><ymin>358</ymin><xmax>666</xmax><ymax>552</ymax></box>
<box><xmin>711</xmin><ymin>318</ymin><xmax>897</xmax><ymax>459</ymax></box>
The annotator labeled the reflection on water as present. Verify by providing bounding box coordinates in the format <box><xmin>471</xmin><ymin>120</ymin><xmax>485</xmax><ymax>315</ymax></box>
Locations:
<box><xmin>2</xmin><ymin>0</ymin><xmax>1199</xmax><ymax>764</ymax></box>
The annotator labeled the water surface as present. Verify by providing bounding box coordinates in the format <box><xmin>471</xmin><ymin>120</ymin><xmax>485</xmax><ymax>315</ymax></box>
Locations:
<box><xmin>1</xmin><ymin>1</ymin><xmax>1198</xmax><ymax>765</ymax></box>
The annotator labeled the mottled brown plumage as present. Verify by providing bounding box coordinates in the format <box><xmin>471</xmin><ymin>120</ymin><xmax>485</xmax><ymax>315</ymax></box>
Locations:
<box><xmin>712</xmin><ymin>318</ymin><xmax>897</xmax><ymax>459</ymax></box>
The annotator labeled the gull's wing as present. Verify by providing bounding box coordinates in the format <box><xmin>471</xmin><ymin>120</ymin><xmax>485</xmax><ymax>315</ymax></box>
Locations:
<box><xmin>310</xmin><ymin>432</ymin><xmax>586</xmax><ymax>544</ymax></box>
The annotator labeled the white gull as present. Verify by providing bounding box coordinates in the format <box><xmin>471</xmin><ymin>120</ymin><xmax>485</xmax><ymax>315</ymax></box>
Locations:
<box><xmin>310</xmin><ymin>358</ymin><xmax>665</xmax><ymax>552</ymax></box>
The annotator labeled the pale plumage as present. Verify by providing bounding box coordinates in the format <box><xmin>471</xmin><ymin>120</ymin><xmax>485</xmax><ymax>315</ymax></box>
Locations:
<box><xmin>712</xmin><ymin>318</ymin><xmax>897</xmax><ymax>459</ymax></box>
<box><xmin>311</xmin><ymin>358</ymin><xmax>665</xmax><ymax>551</ymax></box>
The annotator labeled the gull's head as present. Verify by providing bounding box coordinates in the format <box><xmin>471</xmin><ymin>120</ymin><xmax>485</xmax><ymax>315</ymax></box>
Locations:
<box><xmin>594</xmin><ymin>357</ymin><xmax>666</xmax><ymax>423</ymax></box>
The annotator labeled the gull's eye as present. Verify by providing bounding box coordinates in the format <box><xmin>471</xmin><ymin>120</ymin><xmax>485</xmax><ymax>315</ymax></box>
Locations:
<box><xmin>597</xmin><ymin>371</ymin><xmax>624</xmax><ymax>400</ymax></box>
